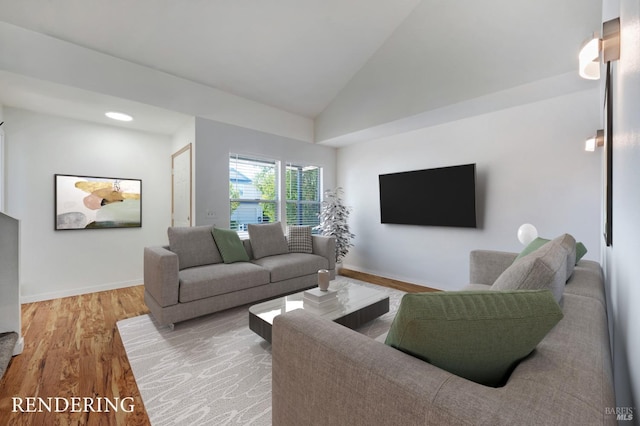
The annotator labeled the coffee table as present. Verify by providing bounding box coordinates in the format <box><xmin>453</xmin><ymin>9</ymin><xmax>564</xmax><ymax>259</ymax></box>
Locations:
<box><xmin>249</xmin><ymin>281</ymin><xmax>390</xmax><ymax>343</ymax></box>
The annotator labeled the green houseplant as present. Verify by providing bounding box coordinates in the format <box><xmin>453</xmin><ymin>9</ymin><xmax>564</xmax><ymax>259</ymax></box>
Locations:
<box><xmin>315</xmin><ymin>187</ymin><xmax>355</xmax><ymax>264</ymax></box>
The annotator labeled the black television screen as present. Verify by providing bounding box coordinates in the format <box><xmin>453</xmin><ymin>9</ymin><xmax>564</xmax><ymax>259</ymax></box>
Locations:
<box><xmin>379</xmin><ymin>163</ymin><xmax>477</xmax><ymax>228</ymax></box>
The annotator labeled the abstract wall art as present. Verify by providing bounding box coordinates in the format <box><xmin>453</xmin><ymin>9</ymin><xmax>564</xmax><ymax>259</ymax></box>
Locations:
<box><xmin>55</xmin><ymin>174</ymin><xmax>142</xmax><ymax>230</ymax></box>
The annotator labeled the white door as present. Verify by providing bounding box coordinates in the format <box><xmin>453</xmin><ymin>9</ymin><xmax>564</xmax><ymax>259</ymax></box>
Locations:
<box><xmin>172</xmin><ymin>144</ymin><xmax>192</xmax><ymax>227</ymax></box>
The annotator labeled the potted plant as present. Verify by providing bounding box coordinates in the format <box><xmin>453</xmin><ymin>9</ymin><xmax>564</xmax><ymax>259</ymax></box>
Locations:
<box><xmin>315</xmin><ymin>187</ymin><xmax>355</xmax><ymax>266</ymax></box>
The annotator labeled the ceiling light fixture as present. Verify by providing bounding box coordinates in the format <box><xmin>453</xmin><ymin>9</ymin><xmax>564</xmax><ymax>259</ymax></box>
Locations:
<box><xmin>578</xmin><ymin>17</ymin><xmax>620</xmax><ymax>80</ymax></box>
<box><xmin>585</xmin><ymin>129</ymin><xmax>604</xmax><ymax>152</ymax></box>
<box><xmin>105</xmin><ymin>111</ymin><xmax>133</xmax><ymax>122</ymax></box>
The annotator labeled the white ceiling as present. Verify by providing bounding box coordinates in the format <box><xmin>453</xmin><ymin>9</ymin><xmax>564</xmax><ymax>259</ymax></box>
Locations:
<box><xmin>0</xmin><ymin>0</ymin><xmax>420</xmax><ymax>118</ymax></box>
<box><xmin>0</xmin><ymin>0</ymin><xmax>601</xmax><ymax>139</ymax></box>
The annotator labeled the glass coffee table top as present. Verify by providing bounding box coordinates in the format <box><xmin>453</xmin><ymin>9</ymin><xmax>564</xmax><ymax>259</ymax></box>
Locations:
<box><xmin>249</xmin><ymin>280</ymin><xmax>390</xmax><ymax>343</ymax></box>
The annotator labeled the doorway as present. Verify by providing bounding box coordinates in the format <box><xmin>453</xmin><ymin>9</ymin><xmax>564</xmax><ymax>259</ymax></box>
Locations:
<box><xmin>171</xmin><ymin>143</ymin><xmax>192</xmax><ymax>227</ymax></box>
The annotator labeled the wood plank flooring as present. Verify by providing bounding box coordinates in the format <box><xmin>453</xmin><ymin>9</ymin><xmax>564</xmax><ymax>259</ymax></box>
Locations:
<box><xmin>0</xmin><ymin>285</ymin><xmax>151</xmax><ymax>426</ymax></box>
<box><xmin>339</xmin><ymin>268</ymin><xmax>440</xmax><ymax>293</ymax></box>
<box><xmin>0</xmin><ymin>273</ymin><xmax>433</xmax><ymax>425</ymax></box>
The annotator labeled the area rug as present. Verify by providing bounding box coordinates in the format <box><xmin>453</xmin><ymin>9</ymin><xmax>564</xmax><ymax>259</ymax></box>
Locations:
<box><xmin>117</xmin><ymin>278</ymin><xmax>404</xmax><ymax>426</ymax></box>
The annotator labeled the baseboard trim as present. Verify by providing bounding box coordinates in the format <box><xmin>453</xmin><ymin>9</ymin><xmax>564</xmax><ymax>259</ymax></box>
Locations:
<box><xmin>339</xmin><ymin>268</ymin><xmax>440</xmax><ymax>293</ymax></box>
<box><xmin>20</xmin><ymin>279</ymin><xmax>143</xmax><ymax>304</ymax></box>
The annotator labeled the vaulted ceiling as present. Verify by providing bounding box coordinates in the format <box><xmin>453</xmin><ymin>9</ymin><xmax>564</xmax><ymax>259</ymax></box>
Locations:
<box><xmin>0</xmin><ymin>0</ymin><xmax>601</xmax><ymax>142</ymax></box>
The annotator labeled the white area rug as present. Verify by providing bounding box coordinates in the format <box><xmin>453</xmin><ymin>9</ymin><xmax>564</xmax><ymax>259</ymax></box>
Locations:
<box><xmin>117</xmin><ymin>278</ymin><xmax>404</xmax><ymax>426</ymax></box>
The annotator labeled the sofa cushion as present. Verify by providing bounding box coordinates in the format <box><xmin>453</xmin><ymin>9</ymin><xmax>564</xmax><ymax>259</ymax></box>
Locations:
<box><xmin>252</xmin><ymin>253</ymin><xmax>329</xmax><ymax>282</ymax></box>
<box><xmin>287</xmin><ymin>226</ymin><xmax>313</xmax><ymax>253</ymax></box>
<box><xmin>168</xmin><ymin>225</ymin><xmax>222</xmax><ymax>269</ymax></box>
<box><xmin>384</xmin><ymin>290</ymin><xmax>563</xmax><ymax>387</ymax></box>
<box><xmin>492</xmin><ymin>234</ymin><xmax>572</xmax><ymax>302</ymax></box>
<box><xmin>515</xmin><ymin>235</ymin><xmax>580</xmax><ymax>278</ymax></box>
<box><xmin>212</xmin><ymin>227</ymin><xmax>250</xmax><ymax>264</ymax></box>
<box><xmin>178</xmin><ymin>262</ymin><xmax>270</xmax><ymax>303</ymax></box>
<box><xmin>248</xmin><ymin>222</ymin><xmax>289</xmax><ymax>259</ymax></box>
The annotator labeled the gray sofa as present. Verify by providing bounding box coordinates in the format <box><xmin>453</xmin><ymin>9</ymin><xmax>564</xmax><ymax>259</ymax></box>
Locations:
<box><xmin>272</xmin><ymin>248</ymin><xmax>616</xmax><ymax>425</ymax></box>
<box><xmin>144</xmin><ymin>225</ymin><xmax>336</xmax><ymax>326</ymax></box>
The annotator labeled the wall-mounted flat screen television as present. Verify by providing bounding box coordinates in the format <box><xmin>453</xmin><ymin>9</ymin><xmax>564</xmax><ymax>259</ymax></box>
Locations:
<box><xmin>379</xmin><ymin>163</ymin><xmax>477</xmax><ymax>228</ymax></box>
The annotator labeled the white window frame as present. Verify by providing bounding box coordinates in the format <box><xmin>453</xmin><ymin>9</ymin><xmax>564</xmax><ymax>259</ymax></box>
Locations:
<box><xmin>285</xmin><ymin>162</ymin><xmax>323</xmax><ymax>229</ymax></box>
<box><xmin>229</xmin><ymin>153</ymin><xmax>280</xmax><ymax>235</ymax></box>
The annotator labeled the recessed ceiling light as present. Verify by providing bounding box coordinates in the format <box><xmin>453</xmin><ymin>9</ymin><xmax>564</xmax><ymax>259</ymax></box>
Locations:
<box><xmin>105</xmin><ymin>111</ymin><xmax>133</xmax><ymax>122</ymax></box>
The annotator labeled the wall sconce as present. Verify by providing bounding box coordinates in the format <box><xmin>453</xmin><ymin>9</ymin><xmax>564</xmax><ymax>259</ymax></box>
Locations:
<box><xmin>585</xmin><ymin>129</ymin><xmax>604</xmax><ymax>151</ymax></box>
<box><xmin>578</xmin><ymin>17</ymin><xmax>620</xmax><ymax>80</ymax></box>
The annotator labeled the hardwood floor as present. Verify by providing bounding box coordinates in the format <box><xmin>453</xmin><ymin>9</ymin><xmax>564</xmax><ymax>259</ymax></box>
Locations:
<box><xmin>0</xmin><ymin>273</ymin><xmax>432</xmax><ymax>425</ymax></box>
<box><xmin>0</xmin><ymin>286</ymin><xmax>151</xmax><ymax>426</ymax></box>
<box><xmin>339</xmin><ymin>268</ymin><xmax>440</xmax><ymax>293</ymax></box>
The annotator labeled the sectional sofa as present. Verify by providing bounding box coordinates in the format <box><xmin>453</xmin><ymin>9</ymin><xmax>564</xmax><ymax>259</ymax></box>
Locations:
<box><xmin>272</xmin><ymin>235</ymin><xmax>616</xmax><ymax>425</ymax></box>
<box><xmin>144</xmin><ymin>223</ymin><xmax>336</xmax><ymax>326</ymax></box>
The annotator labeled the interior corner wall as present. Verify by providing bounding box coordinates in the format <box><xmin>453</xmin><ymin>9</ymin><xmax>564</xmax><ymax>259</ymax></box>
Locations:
<box><xmin>0</xmin><ymin>103</ymin><xmax>5</xmax><ymax>213</ymax></box>
<box><xmin>337</xmin><ymin>89</ymin><xmax>601</xmax><ymax>289</ymax></box>
<box><xmin>601</xmin><ymin>0</ymin><xmax>640</xmax><ymax>413</ymax></box>
<box><xmin>4</xmin><ymin>107</ymin><xmax>173</xmax><ymax>302</ymax></box>
<box><xmin>193</xmin><ymin>117</ymin><xmax>337</xmax><ymax>229</ymax></box>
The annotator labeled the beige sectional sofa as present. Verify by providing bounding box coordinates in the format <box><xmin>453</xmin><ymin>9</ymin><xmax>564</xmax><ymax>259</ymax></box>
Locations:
<box><xmin>144</xmin><ymin>224</ymin><xmax>336</xmax><ymax>326</ymax></box>
<box><xmin>272</xmin><ymin>237</ymin><xmax>616</xmax><ymax>425</ymax></box>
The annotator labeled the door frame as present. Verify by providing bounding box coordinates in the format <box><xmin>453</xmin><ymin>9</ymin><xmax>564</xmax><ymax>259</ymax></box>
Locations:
<box><xmin>171</xmin><ymin>143</ymin><xmax>192</xmax><ymax>227</ymax></box>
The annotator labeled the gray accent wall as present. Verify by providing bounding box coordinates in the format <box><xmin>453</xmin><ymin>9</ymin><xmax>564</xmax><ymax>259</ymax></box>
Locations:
<box><xmin>193</xmin><ymin>117</ymin><xmax>337</xmax><ymax>229</ymax></box>
<box><xmin>337</xmin><ymin>89</ymin><xmax>601</xmax><ymax>290</ymax></box>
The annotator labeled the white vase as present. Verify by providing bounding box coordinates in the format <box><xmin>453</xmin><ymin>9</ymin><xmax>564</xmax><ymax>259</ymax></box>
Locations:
<box><xmin>318</xmin><ymin>269</ymin><xmax>330</xmax><ymax>291</ymax></box>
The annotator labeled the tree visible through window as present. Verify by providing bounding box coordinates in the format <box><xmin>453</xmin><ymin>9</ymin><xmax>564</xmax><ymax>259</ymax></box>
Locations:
<box><xmin>229</xmin><ymin>154</ymin><xmax>278</xmax><ymax>232</ymax></box>
<box><xmin>286</xmin><ymin>163</ymin><xmax>321</xmax><ymax>228</ymax></box>
<box><xmin>229</xmin><ymin>155</ymin><xmax>322</xmax><ymax>233</ymax></box>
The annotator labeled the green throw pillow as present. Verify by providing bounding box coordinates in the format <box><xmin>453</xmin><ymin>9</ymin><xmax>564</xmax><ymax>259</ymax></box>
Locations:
<box><xmin>384</xmin><ymin>290</ymin><xmax>563</xmax><ymax>387</ymax></box>
<box><xmin>211</xmin><ymin>227</ymin><xmax>250</xmax><ymax>264</ymax></box>
<box><xmin>575</xmin><ymin>242</ymin><xmax>588</xmax><ymax>263</ymax></box>
<box><xmin>515</xmin><ymin>237</ymin><xmax>549</xmax><ymax>261</ymax></box>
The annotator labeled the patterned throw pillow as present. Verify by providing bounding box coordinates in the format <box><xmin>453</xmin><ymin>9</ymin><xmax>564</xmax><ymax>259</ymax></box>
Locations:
<box><xmin>287</xmin><ymin>226</ymin><xmax>313</xmax><ymax>253</ymax></box>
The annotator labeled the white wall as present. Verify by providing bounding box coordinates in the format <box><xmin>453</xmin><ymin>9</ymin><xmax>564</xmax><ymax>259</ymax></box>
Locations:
<box><xmin>602</xmin><ymin>0</ymin><xmax>640</xmax><ymax>413</ymax></box>
<box><xmin>193</xmin><ymin>117</ymin><xmax>337</xmax><ymax>228</ymax></box>
<box><xmin>338</xmin><ymin>89</ymin><xmax>601</xmax><ymax>289</ymax></box>
<box><xmin>4</xmin><ymin>107</ymin><xmax>173</xmax><ymax>302</ymax></box>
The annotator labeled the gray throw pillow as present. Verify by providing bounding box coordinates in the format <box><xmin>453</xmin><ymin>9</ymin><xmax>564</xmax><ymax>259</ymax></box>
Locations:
<box><xmin>492</xmin><ymin>234</ymin><xmax>572</xmax><ymax>302</ymax></box>
<box><xmin>515</xmin><ymin>234</ymin><xmax>578</xmax><ymax>279</ymax></box>
<box><xmin>385</xmin><ymin>290</ymin><xmax>563</xmax><ymax>387</ymax></box>
<box><xmin>168</xmin><ymin>226</ymin><xmax>222</xmax><ymax>269</ymax></box>
<box><xmin>287</xmin><ymin>226</ymin><xmax>313</xmax><ymax>253</ymax></box>
<box><xmin>248</xmin><ymin>222</ymin><xmax>289</xmax><ymax>259</ymax></box>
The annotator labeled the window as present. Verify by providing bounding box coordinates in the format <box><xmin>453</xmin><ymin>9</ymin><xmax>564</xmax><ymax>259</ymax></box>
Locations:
<box><xmin>286</xmin><ymin>163</ymin><xmax>321</xmax><ymax>228</ymax></box>
<box><xmin>229</xmin><ymin>154</ymin><xmax>279</xmax><ymax>232</ymax></box>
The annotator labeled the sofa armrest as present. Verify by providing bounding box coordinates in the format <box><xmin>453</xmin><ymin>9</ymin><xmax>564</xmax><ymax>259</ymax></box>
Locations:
<box><xmin>312</xmin><ymin>235</ymin><xmax>336</xmax><ymax>271</ymax></box>
<box><xmin>143</xmin><ymin>246</ymin><xmax>179</xmax><ymax>307</ymax></box>
<box><xmin>469</xmin><ymin>250</ymin><xmax>518</xmax><ymax>285</ymax></box>
<box><xmin>272</xmin><ymin>309</ymin><xmax>456</xmax><ymax>425</ymax></box>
